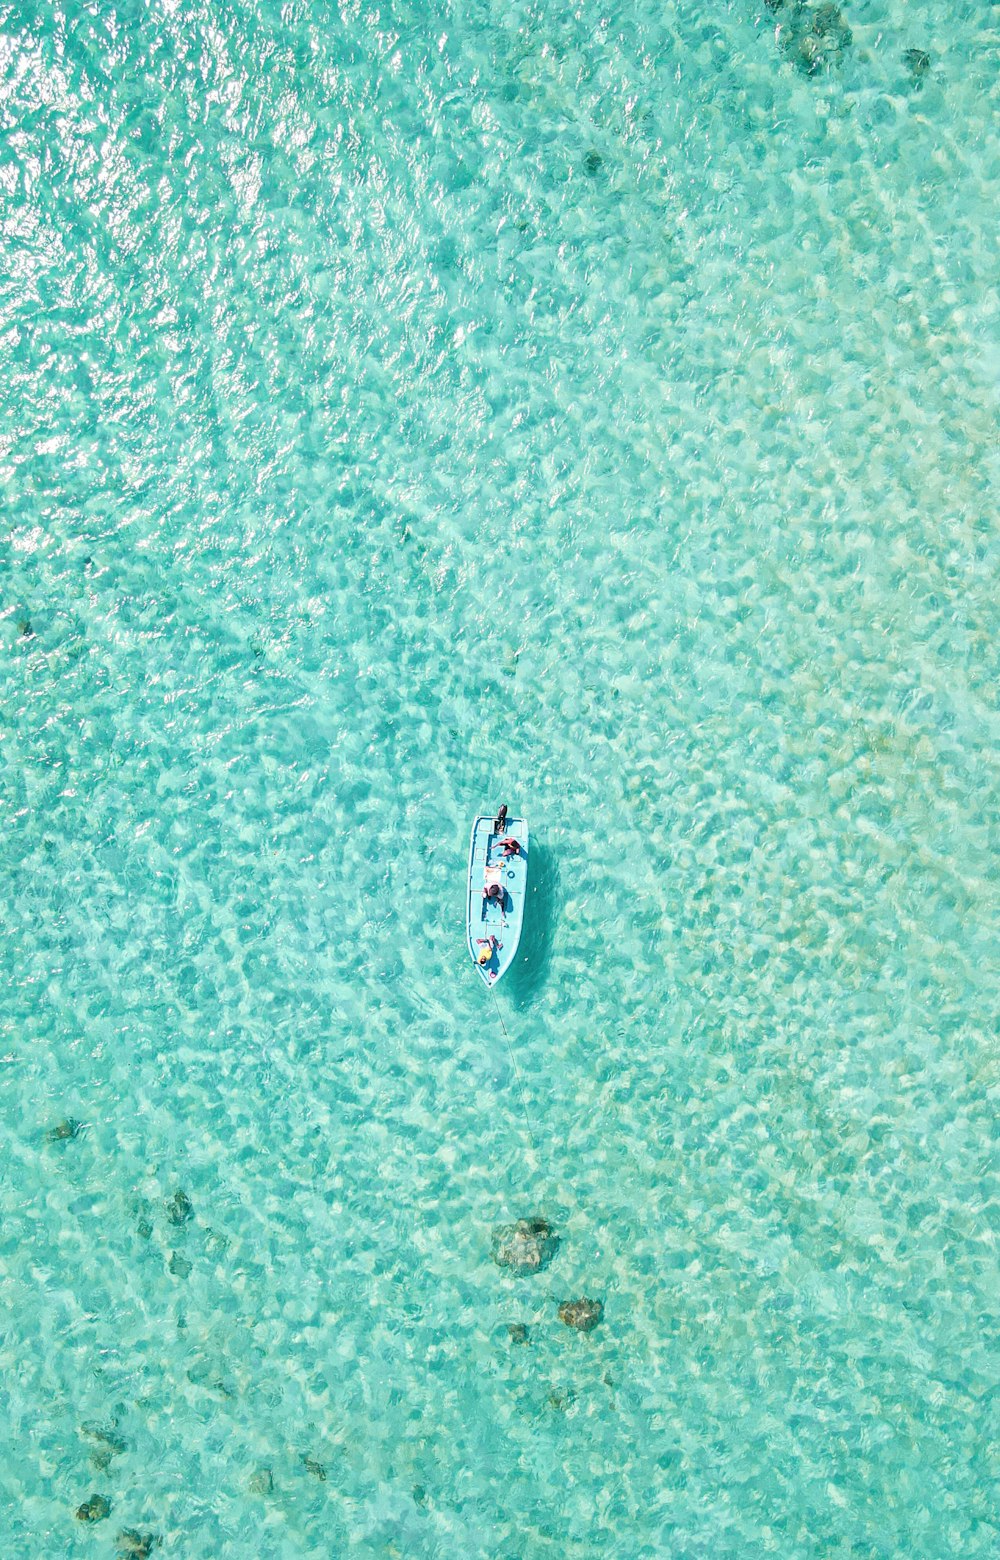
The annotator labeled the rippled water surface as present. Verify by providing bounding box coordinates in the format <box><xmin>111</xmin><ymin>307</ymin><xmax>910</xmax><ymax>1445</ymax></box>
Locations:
<box><xmin>3</xmin><ymin>0</ymin><xmax>999</xmax><ymax>1554</ymax></box>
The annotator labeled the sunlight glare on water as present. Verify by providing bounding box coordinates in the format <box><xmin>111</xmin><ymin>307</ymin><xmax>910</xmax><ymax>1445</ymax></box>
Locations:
<box><xmin>2</xmin><ymin>0</ymin><xmax>998</xmax><ymax>1554</ymax></box>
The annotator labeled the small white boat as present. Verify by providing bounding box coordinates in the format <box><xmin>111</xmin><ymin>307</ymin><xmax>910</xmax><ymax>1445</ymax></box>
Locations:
<box><xmin>466</xmin><ymin>810</ymin><xmax>529</xmax><ymax>987</ymax></box>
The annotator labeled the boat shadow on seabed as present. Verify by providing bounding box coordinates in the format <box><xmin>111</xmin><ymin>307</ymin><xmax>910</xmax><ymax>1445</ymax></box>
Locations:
<box><xmin>506</xmin><ymin>842</ymin><xmax>560</xmax><ymax>1010</ymax></box>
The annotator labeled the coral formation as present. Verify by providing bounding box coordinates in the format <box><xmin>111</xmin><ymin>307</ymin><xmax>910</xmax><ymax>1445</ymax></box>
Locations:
<box><xmin>557</xmin><ymin>1298</ymin><xmax>604</xmax><ymax>1332</ymax></box>
<box><xmin>903</xmin><ymin>48</ymin><xmax>931</xmax><ymax>81</ymax></box>
<box><xmin>80</xmin><ymin>1421</ymin><xmax>127</xmax><ymax>1472</ymax></box>
<box><xmin>116</xmin><ymin>1532</ymin><xmax>159</xmax><ymax>1558</ymax></box>
<box><xmin>165</xmin><ymin>1190</ymin><xmax>193</xmax><ymax>1226</ymax></box>
<box><xmin>491</xmin><ymin>1217</ymin><xmax>559</xmax><ymax>1273</ymax></box>
<box><xmin>45</xmin><ymin>1119</ymin><xmax>82</xmax><ymax>1144</ymax></box>
<box><xmin>76</xmin><ymin>1494</ymin><xmax>111</xmax><ymax>1523</ymax></box>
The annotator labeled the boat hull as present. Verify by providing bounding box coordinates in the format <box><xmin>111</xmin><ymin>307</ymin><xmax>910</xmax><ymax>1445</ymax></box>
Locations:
<box><xmin>466</xmin><ymin>814</ymin><xmax>529</xmax><ymax>987</ymax></box>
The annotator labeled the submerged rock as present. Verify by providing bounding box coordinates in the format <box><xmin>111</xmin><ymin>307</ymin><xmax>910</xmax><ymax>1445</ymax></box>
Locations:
<box><xmin>168</xmin><ymin>1252</ymin><xmax>192</xmax><ymax>1279</ymax></box>
<box><xmin>903</xmin><ymin>47</ymin><xmax>931</xmax><ymax>80</ymax></box>
<box><xmin>558</xmin><ymin>1298</ymin><xmax>604</xmax><ymax>1333</ymax></box>
<box><xmin>76</xmin><ymin>1494</ymin><xmax>111</xmax><ymax>1523</ymax></box>
<box><xmin>166</xmin><ymin>1190</ymin><xmax>193</xmax><ymax>1227</ymax></box>
<box><xmin>491</xmin><ymin>1218</ymin><xmax>559</xmax><ymax>1274</ymax></box>
<box><xmin>81</xmin><ymin>1421</ymin><xmax>126</xmax><ymax>1471</ymax></box>
<box><xmin>45</xmin><ymin>1118</ymin><xmax>82</xmax><ymax>1144</ymax></box>
<box><xmin>507</xmin><ymin>1323</ymin><xmax>530</xmax><ymax>1345</ymax></box>
<box><xmin>248</xmin><ymin>1467</ymin><xmax>273</xmax><ymax>1495</ymax></box>
<box><xmin>301</xmin><ymin>1455</ymin><xmax>327</xmax><ymax>1481</ymax></box>
<box><xmin>116</xmin><ymin>1532</ymin><xmax>159</xmax><ymax>1558</ymax></box>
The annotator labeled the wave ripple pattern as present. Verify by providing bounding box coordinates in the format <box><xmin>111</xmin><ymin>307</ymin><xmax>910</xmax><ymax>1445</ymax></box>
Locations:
<box><xmin>2</xmin><ymin>1</ymin><xmax>998</xmax><ymax>1556</ymax></box>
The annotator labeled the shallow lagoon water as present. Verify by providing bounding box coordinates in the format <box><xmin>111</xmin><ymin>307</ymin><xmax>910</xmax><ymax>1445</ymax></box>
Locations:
<box><xmin>2</xmin><ymin>0</ymin><xmax>999</xmax><ymax>1554</ymax></box>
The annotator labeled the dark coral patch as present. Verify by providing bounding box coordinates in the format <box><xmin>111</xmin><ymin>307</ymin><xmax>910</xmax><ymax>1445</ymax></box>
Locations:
<box><xmin>80</xmin><ymin>1422</ymin><xmax>126</xmax><ymax>1471</ymax></box>
<box><xmin>116</xmin><ymin>1532</ymin><xmax>159</xmax><ymax>1558</ymax></box>
<box><xmin>166</xmin><ymin>1189</ymin><xmax>193</xmax><ymax>1226</ymax></box>
<box><xmin>76</xmin><ymin>1494</ymin><xmax>111</xmax><ymax>1523</ymax></box>
<box><xmin>45</xmin><ymin>1118</ymin><xmax>82</xmax><ymax>1143</ymax></box>
<box><xmin>492</xmin><ymin>1217</ymin><xmax>559</xmax><ymax>1273</ymax></box>
<box><xmin>903</xmin><ymin>48</ymin><xmax>931</xmax><ymax>81</ymax></box>
<box><xmin>558</xmin><ymin>1297</ymin><xmax>604</xmax><ymax>1333</ymax></box>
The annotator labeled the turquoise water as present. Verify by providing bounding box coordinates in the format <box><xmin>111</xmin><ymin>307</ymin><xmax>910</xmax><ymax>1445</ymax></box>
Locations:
<box><xmin>2</xmin><ymin>0</ymin><xmax>999</xmax><ymax>1552</ymax></box>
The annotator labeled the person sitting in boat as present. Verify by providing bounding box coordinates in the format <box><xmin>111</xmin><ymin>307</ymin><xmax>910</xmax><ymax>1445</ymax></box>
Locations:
<box><xmin>476</xmin><ymin>935</ymin><xmax>501</xmax><ymax>965</ymax></box>
<box><xmin>498</xmin><ymin>836</ymin><xmax>520</xmax><ymax>857</ymax></box>
<box><xmin>483</xmin><ymin>863</ymin><xmax>505</xmax><ymax>905</ymax></box>
<box><xmin>493</xmin><ymin>804</ymin><xmax>508</xmax><ymax>833</ymax></box>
